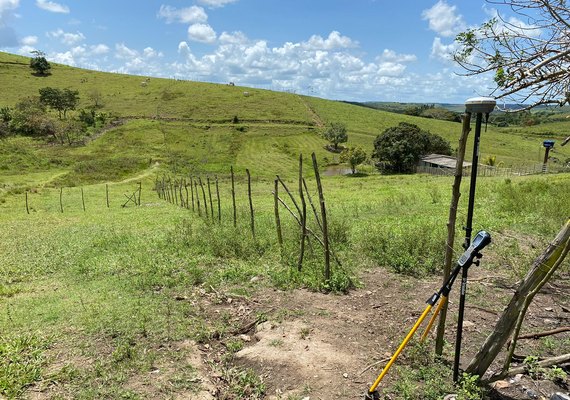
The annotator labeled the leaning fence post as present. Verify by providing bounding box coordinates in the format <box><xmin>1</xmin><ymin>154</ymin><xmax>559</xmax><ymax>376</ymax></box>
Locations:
<box><xmin>25</xmin><ymin>191</ymin><xmax>29</xmax><ymax>214</ymax></box>
<box><xmin>246</xmin><ymin>168</ymin><xmax>255</xmax><ymax>238</ymax></box>
<box><xmin>207</xmin><ymin>177</ymin><xmax>214</xmax><ymax>219</ymax></box>
<box><xmin>106</xmin><ymin>184</ymin><xmax>110</xmax><ymax>208</ymax></box>
<box><xmin>81</xmin><ymin>187</ymin><xmax>86</xmax><ymax>212</ymax></box>
<box><xmin>195</xmin><ymin>181</ymin><xmax>202</xmax><ymax>216</ymax></box>
<box><xmin>311</xmin><ymin>153</ymin><xmax>330</xmax><ymax>281</ymax></box>
<box><xmin>190</xmin><ymin>176</ymin><xmax>195</xmax><ymax>212</ymax></box>
<box><xmin>298</xmin><ymin>154</ymin><xmax>307</xmax><ymax>271</ymax></box>
<box><xmin>215</xmin><ymin>176</ymin><xmax>221</xmax><ymax>223</ymax></box>
<box><xmin>231</xmin><ymin>166</ymin><xmax>237</xmax><ymax>227</ymax></box>
<box><xmin>274</xmin><ymin>179</ymin><xmax>283</xmax><ymax>251</ymax></box>
<box><xmin>199</xmin><ymin>177</ymin><xmax>208</xmax><ymax>219</ymax></box>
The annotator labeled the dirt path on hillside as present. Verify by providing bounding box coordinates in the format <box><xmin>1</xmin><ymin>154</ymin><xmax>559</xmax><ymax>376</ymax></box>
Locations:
<box><xmin>197</xmin><ymin>267</ymin><xmax>570</xmax><ymax>399</ymax></box>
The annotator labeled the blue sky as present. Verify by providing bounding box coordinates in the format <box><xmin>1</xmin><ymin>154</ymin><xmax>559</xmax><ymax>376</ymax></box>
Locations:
<box><xmin>1</xmin><ymin>0</ymin><xmax>506</xmax><ymax>102</ymax></box>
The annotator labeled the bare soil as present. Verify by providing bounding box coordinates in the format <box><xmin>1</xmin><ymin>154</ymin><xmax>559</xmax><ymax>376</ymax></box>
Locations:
<box><xmin>198</xmin><ymin>266</ymin><xmax>570</xmax><ymax>399</ymax></box>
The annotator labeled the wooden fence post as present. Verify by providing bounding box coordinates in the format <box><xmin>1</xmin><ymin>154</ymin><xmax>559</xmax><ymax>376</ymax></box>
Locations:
<box><xmin>298</xmin><ymin>154</ymin><xmax>307</xmax><ymax>271</ymax></box>
<box><xmin>246</xmin><ymin>168</ymin><xmax>254</xmax><ymax>238</ymax></box>
<box><xmin>106</xmin><ymin>184</ymin><xmax>110</xmax><ymax>208</ymax></box>
<box><xmin>207</xmin><ymin>177</ymin><xmax>214</xmax><ymax>219</ymax></box>
<box><xmin>215</xmin><ymin>176</ymin><xmax>221</xmax><ymax>223</ymax></box>
<box><xmin>190</xmin><ymin>176</ymin><xmax>195</xmax><ymax>211</ymax></box>
<box><xmin>311</xmin><ymin>153</ymin><xmax>330</xmax><ymax>281</ymax></box>
<box><xmin>231</xmin><ymin>166</ymin><xmax>237</xmax><ymax>227</ymax></box>
<box><xmin>185</xmin><ymin>179</ymin><xmax>189</xmax><ymax>209</ymax></box>
<box><xmin>81</xmin><ymin>187</ymin><xmax>86</xmax><ymax>211</ymax></box>
<box><xmin>199</xmin><ymin>177</ymin><xmax>208</xmax><ymax>219</ymax></box>
<box><xmin>274</xmin><ymin>179</ymin><xmax>283</xmax><ymax>251</ymax></box>
<box><xmin>25</xmin><ymin>191</ymin><xmax>29</xmax><ymax>214</ymax></box>
<box><xmin>195</xmin><ymin>181</ymin><xmax>201</xmax><ymax>216</ymax></box>
<box><xmin>435</xmin><ymin>111</ymin><xmax>471</xmax><ymax>356</ymax></box>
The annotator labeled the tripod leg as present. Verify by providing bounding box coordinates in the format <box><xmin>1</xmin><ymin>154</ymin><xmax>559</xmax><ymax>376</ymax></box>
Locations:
<box><xmin>368</xmin><ymin>304</ymin><xmax>433</xmax><ymax>394</ymax></box>
<box><xmin>421</xmin><ymin>296</ymin><xmax>448</xmax><ymax>342</ymax></box>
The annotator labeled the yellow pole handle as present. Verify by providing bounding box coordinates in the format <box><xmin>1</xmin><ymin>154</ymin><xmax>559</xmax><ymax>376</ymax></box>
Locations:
<box><xmin>368</xmin><ymin>304</ymin><xmax>433</xmax><ymax>393</ymax></box>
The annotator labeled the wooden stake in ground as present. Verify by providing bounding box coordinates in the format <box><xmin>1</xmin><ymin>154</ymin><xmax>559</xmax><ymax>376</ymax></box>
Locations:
<box><xmin>246</xmin><ymin>168</ymin><xmax>255</xmax><ymax>238</ymax></box>
<box><xmin>199</xmin><ymin>177</ymin><xmax>208</xmax><ymax>219</ymax></box>
<box><xmin>195</xmin><ymin>181</ymin><xmax>201</xmax><ymax>217</ymax></box>
<box><xmin>274</xmin><ymin>179</ymin><xmax>283</xmax><ymax>251</ymax></box>
<box><xmin>466</xmin><ymin>219</ymin><xmax>570</xmax><ymax>379</ymax></box>
<box><xmin>207</xmin><ymin>177</ymin><xmax>214</xmax><ymax>219</ymax></box>
<box><xmin>60</xmin><ymin>187</ymin><xmax>63</xmax><ymax>213</ymax></box>
<box><xmin>215</xmin><ymin>176</ymin><xmax>221</xmax><ymax>223</ymax></box>
<box><xmin>303</xmin><ymin>178</ymin><xmax>322</xmax><ymax>232</ymax></box>
<box><xmin>231</xmin><ymin>166</ymin><xmax>237</xmax><ymax>227</ymax></box>
<box><xmin>106</xmin><ymin>184</ymin><xmax>110</xmax><ymax>208</ymax></box>
<box><xmin>190</xmin><ymin>176</ymin><xmax>195</xmax><ymax>212</ymax></box>
<box><xmin>435</xmin><ymin>111</ymin><xmax>472</xmax><ymax>355</ymax></box>
<box><xmin>25</xmin><ymin>191</ymin><xmax>29</xmax><ymax>214</ymax></box>
<box><xmin>298</xmin><ymin>154</ymin><xmax>308</xmax><ymax>271</ymax></box>
<box><xmin>184</xmin><ymin>179</ymin><xmax>189</xmax><ymax>209</ymax></box>
<box><xmin>81</xmin><ymin>187</ymin><xmax>86</xmax><ymax>212</ymax></box>
<box><xmin>311</xmin><ymin>153</ymin><xmax>330</xmax><ymax>281</ymax></box>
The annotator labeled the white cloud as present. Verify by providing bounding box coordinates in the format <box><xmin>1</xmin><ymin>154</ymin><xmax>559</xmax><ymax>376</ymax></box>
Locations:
<box><xmin>47</xmin><ymin>28</ymin><xmax>85</xmax><ymax>45</ymax></box>
<box><xmin>143</xmin><ymin>46</ymin><xmax>163</xmax><ymax>58</ymax></box>
<box><xmin>377</xmin><ymin>49</ymin><xmax>417</xmax><ymax>63</ymax></box>
<box><xmin>188</xmin><ymin>23</ymin><xmax>216</xmax><ymax>44</ymax></box>
<box><xmin>36</xmin><ymin>0</ymin><xmax>69</xmax><ymax>14</ymax></box>
<box><xmin>422</xmin><ymin>0</ymin><xmax>465</xmax><ymax>37</ymax></box>
<box><xmin>304</xmin><ymin>31</ymin><xmax>357</xmax><ymax>50</ymax></box>
<box><xmin>115</xmin><ymin>43</ymin><xmax>138</xmax><ymax>59</ymax></box>
<box><xmin>90</xmin><ymin>43</ymin><xmax>109</xmax><ymax>55</ymax></box>
<box><xmin>20</xmin><ymin>35</ymin><xmax>37</xmax><ymax>45</ymax></box>
<box><xmin>430</xmin><ymin>37</ymin><xmax>457</xmax><ymax>62</ymax></box>
<box><xmin>157</xmin><ymin>5</ymin><xmax>207</xmax><ymax>24</ymax></box>
<box><xmin>196</xmin><ymin>0</ymin><xmax>237</xmax><ymax>8</ymax></box>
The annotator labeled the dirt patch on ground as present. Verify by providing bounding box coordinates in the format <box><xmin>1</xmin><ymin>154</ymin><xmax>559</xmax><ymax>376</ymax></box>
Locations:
<box><xmin>204</xmin><ymin>267</ymin><xmax>570</xmax><ymax>399</ymax></box>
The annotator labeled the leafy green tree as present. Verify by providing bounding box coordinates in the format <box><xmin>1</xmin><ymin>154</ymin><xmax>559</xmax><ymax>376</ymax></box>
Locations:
<box><xmin>340</xmin><ymin>146</ymin><xmax>367</xmax><ymax>174</ymax></box>
<box><xmin>10</xmin><ymin>97</ymin><xmax>56</xmax><ymax>138</ymax></box>
<box><xmin>39</xmin><ymin>87</ymin><xmax>80</xmax><ymax>119</ymax></box>
<box><xmin>29</xmin><ymin>50</ymin><xmax>51</xmax><ymax>76</ymax></box>
<box><xmin>373</xmin><ymin>122</ymin><xmax>452</xmax><ymax>173</ymax></box>
<box><xmin>323</xmin><ymin>122</ymin><xmax>348</xmax><ymax>151</ymax></box>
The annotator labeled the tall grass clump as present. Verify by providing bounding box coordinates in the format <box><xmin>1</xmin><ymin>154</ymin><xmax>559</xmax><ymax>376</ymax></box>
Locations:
<box><xmin>0</xmin><ymin>334</ymin><xmax>49</xmax><ymax>398</ymax></box>
<box><xmin>352</xmin><ymin>218</ymin><xmax>446</xmax><ymax>276</ymax></box>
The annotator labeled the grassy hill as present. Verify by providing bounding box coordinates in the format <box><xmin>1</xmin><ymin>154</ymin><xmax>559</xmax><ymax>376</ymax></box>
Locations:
<box><xmin>2</xmin><ymin>51</ymin><xmax>569</xmax><ymax>192</ymax></box>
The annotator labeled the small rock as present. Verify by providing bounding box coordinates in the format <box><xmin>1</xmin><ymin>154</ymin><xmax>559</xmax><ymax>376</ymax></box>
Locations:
<box><xmin>463</xmin><ymin>321</ymin><xmax>475</xmax><ymax>328</ymax></box>
<box><xmin>343</xmin><ymin>373</ymin><xmax>348</xmax><ymax>378</ymax></box>
<box><xmin>256</xmin><ymin>321</ymin><xmax>273</xmax><ymax>332</ymax></box>
<box><xmin>493</xmin><ymin>380</ymin><xmax>510</xmax><ymax>389</ymax></box>
<box><xmin>550</xmin><ymin>394</ymin><xmax>570</xmax><ymax>400</ymax></box>
<box><xmin>366</xmin><ymin>291</ymin><xmax>372</xmax><ymax>295</ymax></box>
<box><xmin>443</xmin><ymin>395</ymin><xmax>457</xmax><ymax>400</ymax></box>
<box><xmin>514</xmin><ymin>374</ymin><xmax>524</xmax><ymax>383</ymax></box>
<box><xmin>524</xmin><ymin>388</ymin><xmax>539</xmax><ymax>399</ymax></box>
<box><xmin>545</xmin><ymin>307</ymin><xmax>554</xmax><ymax>312</ymax></box>
<box><xmin>301</xmin><ymin>397</ymin><xmax>310</xmax><ymax>400</ymax></box>
<box><xmin>250</xmin><ymin>276</ymin><xmax>260</xmax><ymax>283</ymax></box>
<box><xmin>239</xmin><ymin>334</ymin><xmax>251</xmax><ymax>342</ymax></box>
<box><xmin>543</xmin><ymin>318</ymin><xmax>557</xmax><ymax>325</ymax></box>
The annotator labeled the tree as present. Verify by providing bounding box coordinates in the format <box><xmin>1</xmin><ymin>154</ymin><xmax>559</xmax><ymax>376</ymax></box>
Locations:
<box><xmin>372</xmin><ymin>122</ymin><xmax>452</xmax><ymax>173</ymax></box>
<box><xmin>323</xmin><ymin>122</ymin><xmax>348</xmax><ymax>151</ymax></box>
<box><xmin>29</xmin><ymin>50</ymin><xmax>51</xmax><ymax>76</ymax></box>
<box><xmin>9</xmin><ymin>97</ymin><xmax>56</xmax><ymax>138</ymax></box>
<box><xmin>455</xmin><ymin>0</ymin><xmax>570</xmax><ymax>110</ymax></box>
<box><xmin>39</xmin><ymin>87</ymin><xmax>80</xmax><ymax>119</ymax></box>
<box><xmin>340</xmin><ymin>146</ymin><xmax>367</xmax><ymax>174</ymax></box>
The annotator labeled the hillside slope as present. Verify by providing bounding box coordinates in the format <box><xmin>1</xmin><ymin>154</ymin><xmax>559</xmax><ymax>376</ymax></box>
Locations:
<box><xmin>1</xmin><ymin>51</ymin><xmax>569</xmax><ymax>191</ymax></box>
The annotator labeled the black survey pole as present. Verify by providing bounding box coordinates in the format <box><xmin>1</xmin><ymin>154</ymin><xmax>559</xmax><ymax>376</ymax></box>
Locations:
<box><xmin>453</xmin><ymin>97</ymin><xmax>495</xmax><ymax>383</ymax></box>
